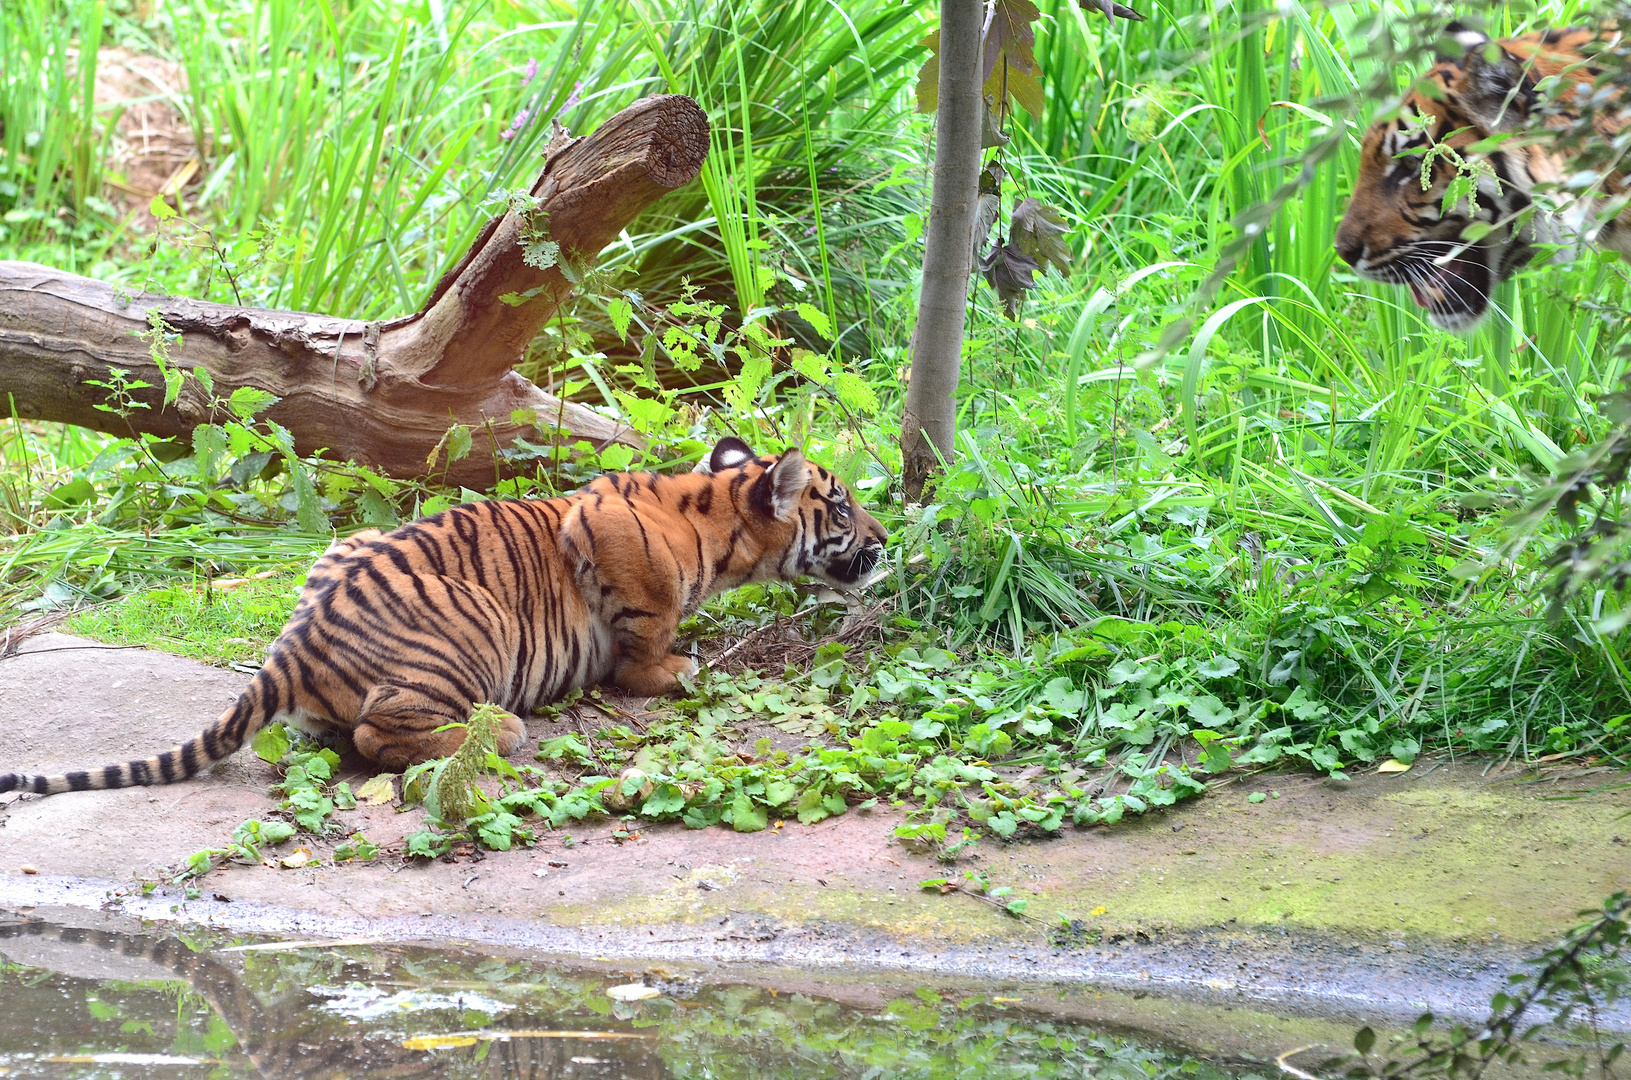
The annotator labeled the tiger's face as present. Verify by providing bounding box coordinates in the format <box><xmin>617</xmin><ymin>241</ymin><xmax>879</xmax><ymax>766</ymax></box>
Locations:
<box><xmin>790</xmin><ymin>457</ymin><xmax>889</xmax><ymax>589</ymax></box>
<box><xmin>1333</xmin><ymin>25</ymin><xmax>1598</xmax><ymax>331</ymax></box>
<box><xmin>699</xmin><ymin>436</ymin><xmax>888</xmax><ymax>590</ymax></box>
<box><xmin>1335</xmin><ymin>51</ymin><xmax>1539</xmax><ymax>330</ymax></box>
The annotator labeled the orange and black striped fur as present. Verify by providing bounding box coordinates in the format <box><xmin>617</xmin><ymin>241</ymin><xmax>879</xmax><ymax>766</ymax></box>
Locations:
<box><xmin>1336</xmin><ymin>23</ymin><xmax>1631</xmax><ymax>330</ymax></box>
<box><xmin>0</xmin><ymin>437</ymin><xmax>887</xmax><ymax>798</ymax></box>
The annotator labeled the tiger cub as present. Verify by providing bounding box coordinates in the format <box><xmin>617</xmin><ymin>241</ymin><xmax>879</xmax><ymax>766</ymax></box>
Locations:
<box><xmin>0</xmin><ymin>437</ymin><xmax>887</xmax><ymax>797</ymax></box>
<box><xmin>1335</xmin><ymin>23</ymin><xmax>1631</xmax><ymax>330</ymax></box>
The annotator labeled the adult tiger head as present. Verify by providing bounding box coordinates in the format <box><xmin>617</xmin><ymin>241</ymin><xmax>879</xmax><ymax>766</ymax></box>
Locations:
<box><xmin>1334</xmin><ymin>24</ymin><xmax>1611</xmax><ymax>331</ymax></box>
<box><xmin>695</xmin><ymin>436</ymin><xmax>889</xmax><ymax>590</ymax></box>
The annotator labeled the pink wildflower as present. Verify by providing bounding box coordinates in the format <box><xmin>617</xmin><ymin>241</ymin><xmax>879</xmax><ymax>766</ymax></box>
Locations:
<box><xmin>522</xmin><ymin>57</ymin><xmax>538</xmax><ymax>86</ymax></box>
<box><xmin>563</xmin><ymin>80</ymin><xmax>583</xmax><ymax>110</ymax></box>
<box><xmin>500</xmin><ymin>107</ymin><xmax>531</xmax><ymax>141</ymax></box>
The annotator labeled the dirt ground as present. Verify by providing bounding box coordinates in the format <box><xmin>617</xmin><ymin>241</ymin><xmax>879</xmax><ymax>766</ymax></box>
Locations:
<box><xmin>2</xmin><ymin>633</ymin><xmax>1628</xmax><ymax>1033</ymax></box>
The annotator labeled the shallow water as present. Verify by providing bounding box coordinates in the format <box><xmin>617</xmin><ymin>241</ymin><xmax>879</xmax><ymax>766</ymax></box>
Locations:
<box><xmin>0</xmin><ymin>916</ymin><xmax>1270</xmax><ymax>1080</ymax></box>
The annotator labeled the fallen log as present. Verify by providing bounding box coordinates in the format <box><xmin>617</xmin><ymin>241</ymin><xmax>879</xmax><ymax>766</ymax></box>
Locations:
<box><xmin>0</xmin><ymin>94</ymin><xmax>709</xmax><ymax>488</ymax></box>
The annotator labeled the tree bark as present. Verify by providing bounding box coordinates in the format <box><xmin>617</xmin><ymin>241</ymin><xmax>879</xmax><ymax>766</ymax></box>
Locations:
<box><xmin>0</xmin><ymin>94</ymin><xmax>709</xmax><ymax>489</ymax></box>
<box><xmin>900</xmin><ymin>0</ymin><xmax>984</xmax><ymax>501</ymax></box>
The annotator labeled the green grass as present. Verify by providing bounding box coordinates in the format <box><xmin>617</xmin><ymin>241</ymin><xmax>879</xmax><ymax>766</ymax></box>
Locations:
<box><xmin>66</xmin><ymin>573</ymin><xmax>302</xmax><ymax>667</ymax></box>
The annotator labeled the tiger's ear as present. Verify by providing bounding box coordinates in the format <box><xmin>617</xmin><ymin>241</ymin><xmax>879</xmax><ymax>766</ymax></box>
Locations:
<box><xmin>1442</xmin><ymin>22</ymin><xmax>1529</xmax><ymax>131</ymax></box>
<box><xmin>759</xmin><ymin>448</ymin><xmax>810</xmax><ymax>521</ymax></box>
<box><xmin>694</xmin><ymin>435</ymin><xmax>755</xmax><ymax>475</ymax></box>
<box><xmin>1439</xmin><ymin>21</ymin><xmax>1489</xmax><ymax>58</ymax></box>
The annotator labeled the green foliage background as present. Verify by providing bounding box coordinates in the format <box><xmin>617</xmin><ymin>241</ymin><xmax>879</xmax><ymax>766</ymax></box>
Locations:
<box><xmin>3</xmin><ymin>0</ymin><xmax>1630</xmax><ymax>846</ymax></box>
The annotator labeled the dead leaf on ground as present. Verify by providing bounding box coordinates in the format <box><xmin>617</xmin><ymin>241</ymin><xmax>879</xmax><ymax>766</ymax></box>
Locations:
<box><xmin>355</xmin><ymin>773</ymin><xmax>398</xmax><ymax>805</ymax></box>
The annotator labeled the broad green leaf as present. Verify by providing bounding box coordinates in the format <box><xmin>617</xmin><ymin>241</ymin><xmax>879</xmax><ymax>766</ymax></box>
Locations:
<box><xmin>607</xmin><ymin>296</ymin><xmax>633</xmax><ymax>341</ymax></box>
<box><xmin>1021</xmin><ymin>713</ymin><xmax>1054</xmax><ymax>738</ymax></box>
<box><xmin>1186</xmin><ymin>694</ymin><xmax>1232</xmax><ymax>727</ymax></box>
<box><xmin>446</xmin><ymin>424</ymin><xmax>473</xmax><ymax>464</ymax></box>
<box><xmin>405</xmin><ymin>829</ymin><xmax>451</xmax><ymax>860</ymax></box>
<box><xmin>1309</xmin><ymin>745</ymin><xmax>1342</xmax><ymax>772</ymax></box>
<box><xmin>791</xmin><ymin>348</ymin><xmax>828</xmax><ymax>382</ymax></box>
<box><xmin>832</xmin><ymin>371</ymin><xmax>880</xmax><ymax>415</ymax></box>
<box><xmin>521</xmin><ymin>236</ymin><xmax>559</xmax><ymax>270</ymax></box>
<box><xmin>192</xmin><ymin>423</ymin><xmax>228</xmax><ymax>481</ymax></box>
<box><xmin>259</xmin><ymin>820</ymin><xmax>296</xmax><ymax>844</ymax></box>
<box><xmin>227</xmin><ymin>386</ymin><xmax>279</xmax><ymax>421</ymax></box>
<box><xmin>252</xmin><ymin>723</ymin><xmax>290</xmax><ymax>765</ymax></box>
<box><xmin>1041</xmin><ymin>676</ymin><xmax>1085</xmax><ymax>713</ymax></box>
<box><xmin>598</xmin><ymin>443</ymin><xmax>635</xmax><ymax>471</ymax></box>
<box><xmin>730</xmin><ymin>793</ymin><xmax>768</xmax><ymax>832</ymax></box>
<box><xmin>723</xmin><ymin>355</ymin><xmax>772</xmax><ymax>413</ymax></box>
<box><xmin>795</xmin><ymin>303</ymin><xmax>833</xmax><ymax>342</ymax></box>
<box><xmin>1002</xmin><ymin>68</ymin><xmax>1046</xmax><ymax>117</ymax></box>
<box><xmin>44</xmin><ymin>477</ymin><xmax>94</xmax><ymax>509</ymax></box>
<box><xmin>796</xmin><ymin>785</ymin><xmax>831</xmax><ymax>825</ymax></box>
<box><xmin>287</xmin><ymin>461</ymin><xmax>326</xmax><ymax>532</ymax></box>
<box><xmin>160</xmin><ymin>365</ymin><xmax>184</xmax><ymax>408</ymax></box>
<box><xmin>641</xmin><ymin>782</ymin><xmax>687</xmax><ymax>817</ymax></box>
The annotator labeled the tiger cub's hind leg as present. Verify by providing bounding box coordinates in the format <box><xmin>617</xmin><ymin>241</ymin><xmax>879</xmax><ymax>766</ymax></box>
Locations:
<box><xmin>351</xmin><ymin>686</ymin><xmax>526</xmax><ymax>771</ymax></box>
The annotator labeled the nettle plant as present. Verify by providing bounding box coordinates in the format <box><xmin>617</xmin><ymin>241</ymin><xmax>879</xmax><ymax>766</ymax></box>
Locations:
<box><xmin>476</xmin><ymin>274</ymin><xmax>882</xmax><ymax>498</ymax></box>
<box><xmin>61</xmin><ymin>311</ymin><xmax>413</xmax><ymax>536</ymax></box>
<box><xmin>611</xmin><ymin>283</ymin><xmax>880</xmax><ymax>441</ymax></box>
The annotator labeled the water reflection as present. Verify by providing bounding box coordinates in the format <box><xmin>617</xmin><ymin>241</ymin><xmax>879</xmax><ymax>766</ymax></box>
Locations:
<box><xmin>0</xmin><ymin>915</ymin><xmax>1250</xmax><ymax>1079</ymax></box>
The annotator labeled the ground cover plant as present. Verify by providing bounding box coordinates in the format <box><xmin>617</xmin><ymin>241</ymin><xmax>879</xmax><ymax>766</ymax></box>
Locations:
<box><xmin>3</xmin><ymin>0</ymin><xmax>1631</xmax><ymax>874</ymax></box>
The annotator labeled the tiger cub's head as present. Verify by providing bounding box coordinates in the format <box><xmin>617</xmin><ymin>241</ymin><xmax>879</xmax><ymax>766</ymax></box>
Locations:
<box><xmin>1334</xmin><ymin>25</ymin><xmax>1595</xmax><ymax>331</ymax></box>
<box><xmin>697</xmin><ymin>436</ymin><xmax>888</xmax><ymax>590</ymax></box>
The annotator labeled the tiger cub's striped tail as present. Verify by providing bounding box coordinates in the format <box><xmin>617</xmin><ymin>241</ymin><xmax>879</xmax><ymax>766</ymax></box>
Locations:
<box><xmin>0</xmin><ymin>668</ymin><xmax>280</xmax><ymax>797</ymax></box>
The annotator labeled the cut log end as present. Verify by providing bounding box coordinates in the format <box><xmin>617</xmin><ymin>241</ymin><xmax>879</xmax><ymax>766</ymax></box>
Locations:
<box><xmin>640</xmin><ymin>95</ymin><xmax>711</xmax><ymax>188</ymax></box>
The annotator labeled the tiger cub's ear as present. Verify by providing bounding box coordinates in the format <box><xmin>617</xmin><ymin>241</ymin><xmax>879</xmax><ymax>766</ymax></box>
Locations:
<box><xmin>758</xmin><ymin>448</ymin><xmax>810</xmax><ymax>521</ymax></box>
<box><xmin>694</xmin><ymin>435</ymin><xmax>756</xmax><ymax>475</ymax></box>
<box><xmin>1439</xmin><ymin>20</ymin><xmax>1489</xmax><ymax>57</ymax></box>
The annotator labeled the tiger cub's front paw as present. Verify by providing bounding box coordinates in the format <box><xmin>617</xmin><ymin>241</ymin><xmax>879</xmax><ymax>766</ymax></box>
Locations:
<box><xmin>614</xmin><ymin>653</ymin><xmax>699</xmax><ymax>696</ymax></box>
<box><xmin>495</xmin><ymin>711</ymin><xmax>527</xmax><ymax>756</ymax></box>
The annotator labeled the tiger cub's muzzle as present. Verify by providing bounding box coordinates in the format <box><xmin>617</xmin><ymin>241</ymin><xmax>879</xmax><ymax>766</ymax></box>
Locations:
<box><xmin>826</xmin><ymin>511</ymin><xmax>888</xmax><ymax>589</ymax></box>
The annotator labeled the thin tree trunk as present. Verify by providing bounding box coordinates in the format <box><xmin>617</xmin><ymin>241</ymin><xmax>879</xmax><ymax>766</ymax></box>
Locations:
<box><xmin>900</xmin><ymin>0</ymin><xmax>984</xmax><ymax>500</ymax></box>
<box><xmin>0</xmin><ymin>95</ymin><xmax>710</xmax><ymax>488</ymax></box>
